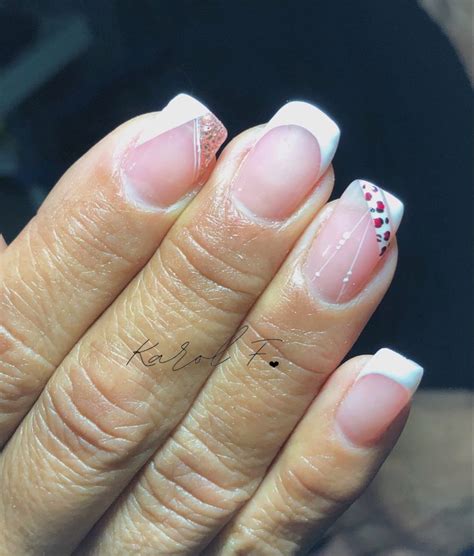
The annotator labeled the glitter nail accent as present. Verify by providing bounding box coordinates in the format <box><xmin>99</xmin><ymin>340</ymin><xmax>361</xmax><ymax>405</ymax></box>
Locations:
<box><xmin>194</xmin><ymin>113</ymin><xmax>227</xmax><ymax>184</ymax></box>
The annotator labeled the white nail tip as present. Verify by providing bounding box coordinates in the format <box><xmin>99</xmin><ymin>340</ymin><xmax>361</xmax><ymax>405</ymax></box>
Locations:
<box><xmin>166</xmin><ymin>93</ymin><xmax>209</xmax><ymax>120</ymax></box>
<box><xmin>265</xmin><ymin>101</ymin><xmax>340</xmax><ymax>177</ymax></box>
<box><xmin>138</xmin><ymin>93</ymin><xmax>209</xmax><ymax>145</ymax></box>
<box><xmin>358</xmin><ymin>348</ymin><xmax>424</xmax><ymax>394</ymax></box>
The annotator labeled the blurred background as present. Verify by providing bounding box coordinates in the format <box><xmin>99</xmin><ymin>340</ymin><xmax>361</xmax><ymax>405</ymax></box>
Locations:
<box><xmin>0</xmin><ymin>1</ymin><xmax>472</xmax><ymax>554</ymax></box>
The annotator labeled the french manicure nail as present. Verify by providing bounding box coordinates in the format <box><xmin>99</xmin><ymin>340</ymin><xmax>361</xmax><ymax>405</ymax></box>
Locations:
<box><xmin>122</xmin><ymin>93</ymin><xmax>227</xmax><ymax>208</ymax></box>
<box><xmin>336</xmin><ymin>348</ymin><xmax>424</xmax><ymax>446</ymax></box>
<box><xmin>232</xmin><ymin>101</ymin><xmax>340</xmax><ymax>220</ymax></box>
<box><xmin>305</xmin><ymin>179</ymin><xmax>404</xmax><ymax>303</ymax></box>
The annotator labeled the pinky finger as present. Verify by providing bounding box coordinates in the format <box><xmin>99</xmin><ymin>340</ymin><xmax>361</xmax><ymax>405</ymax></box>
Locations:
<box><xmin>207</xmin><ymin>349</ymin><xmax>424</xmax><ymax>555</ymax></box>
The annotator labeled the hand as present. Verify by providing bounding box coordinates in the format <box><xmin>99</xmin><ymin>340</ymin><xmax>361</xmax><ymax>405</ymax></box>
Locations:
<box><xmin>0</xmin><ymin>94</ymin><xmax>423</xmax><ymax>555</ymax></box>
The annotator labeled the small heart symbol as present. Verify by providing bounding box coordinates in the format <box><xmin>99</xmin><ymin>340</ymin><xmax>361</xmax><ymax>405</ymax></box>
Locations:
<box><xmin>269</xmin><ymin>360</ymin><xmax>279</xmax><ymax>368</ymax></box>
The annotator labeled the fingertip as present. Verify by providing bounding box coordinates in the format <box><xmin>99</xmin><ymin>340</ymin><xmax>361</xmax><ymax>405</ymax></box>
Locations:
<box><xmin>335</xmin><ymin>349</ymin><xmax>423</xmax><ymax>448</ymax></box>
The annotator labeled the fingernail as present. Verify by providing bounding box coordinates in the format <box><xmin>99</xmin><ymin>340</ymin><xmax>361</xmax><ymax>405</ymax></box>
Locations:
<box><xmin>305</xmin><ymin>179</ymin><xmax>404</xmax><ymax>303</ymax></box>
<box><xmin>336</xmin><ymin>348</ymin><xmax>424</xmax><ymax>446</ymax></box>
<box><xmin>232</xmin><ymin>101</ymin><xmax>340</xmax><ymax>220</ymax></box>
<box><xmin>122</xmin><ymin>93</ymin><xmax>227</xmax><ymax>208</ymax></box>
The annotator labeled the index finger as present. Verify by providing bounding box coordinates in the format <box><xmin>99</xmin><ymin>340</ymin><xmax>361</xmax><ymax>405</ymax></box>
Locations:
<box><xmin>0</xmin><ymin>93</ymin><xmax>226</xmax><ymax>445</ymax></box>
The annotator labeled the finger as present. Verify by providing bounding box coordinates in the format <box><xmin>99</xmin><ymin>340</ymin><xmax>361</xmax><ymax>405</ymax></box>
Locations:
<box><xmin>0</xmin><ymin>102</ymin><xmax>340</xmax><ymax>554</ymax></box>
<box><xmin>0</xmin><ymin>93</ymin><xmax>226</xmax><ymax>444</ymax></box>
<box><xmin>209</xmin><ymin>349</ymin><xmax>424</xmax><ymax>554</ymax></box>
<box><xmin>83</xmin><ymin>180</ymin><xmax>404</xmax><ymax>553</ymax></box>
<box><xmin>0</xmin><ymin>235</ymin><xmax>6</xmax><ymax>253</ymax></box>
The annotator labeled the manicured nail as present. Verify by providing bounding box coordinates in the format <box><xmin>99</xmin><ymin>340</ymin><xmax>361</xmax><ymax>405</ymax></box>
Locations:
<box><xmin>336</xmin><ymin>348</ymin><xmax>423</xmax><ymax>446</ymax></box>
<box><xmin>232</xmin><ymin>101</ymin><xmax>340</xmax><ymax>220</ymax></box>
<box><xmin>122</xmin><ymin>93</ymin><xmax>227</xmax><ymax>208</ymax></box>
<box><xmin>305</xmin><ymin>179</ymin><xmax>404</xmax><ymax>303</ymax></box>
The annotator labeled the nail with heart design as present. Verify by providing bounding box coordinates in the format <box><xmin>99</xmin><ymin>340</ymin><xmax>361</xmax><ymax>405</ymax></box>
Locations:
<box><xmin>305</xmin><ymin>179</ymin><xmax>404</xmax><ymax>303</ymax></box>
<box><xmin>269</xmin><ymin>360</ymin><xmax>279</xmax><ymax>368</ymax></box>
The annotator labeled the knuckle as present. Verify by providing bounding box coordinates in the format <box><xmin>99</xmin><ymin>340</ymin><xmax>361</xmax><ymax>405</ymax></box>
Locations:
<box><xmin>220</xmin><ymin>525</ymin><xmax>286</xmax><ymax>556</ymax></box>
<box><xmin>120</xmin><ymin>433</ymin><xmax>256</xmax><ymax>554</ymax></box>
<box><xmin>39</xmin><ymin>354</ymin><xmax>151</xmax><ymax>471</ymax></box>
<box><xmin>0</xmin><ymin>367</ymin><xmax>37</xmax><ymax>433</ymax></box>
<box><xmin>121</xmin><ymin>491</ymin><xmax>192</xmax><ymax>555</ymax></box>
<box><xmin>160</xmin><ymin>221</ymin><xmax>264</xmax><ymax>311</ymax></box>
<box><xmin>0</xmin><ymin>332</ymin><xmax>48</xmax><ymax>405</ymax></box>
<box><xmin>157</xmin><ymin>429</ymin><xmax>253</xmax><ymax>512</ymax></box>
<box><xmin>281</xmin><ymin>454</ymin><xmax>356</xmax><ymax>512</ymax></box>
<box><xmin>0</xmin><ymin>302</ymin><xmax>56</xmax><ymax>440</ymax></box>
<box><xmin>181</xmin><ymin>399</ymin><xmax>270</xmax><ymax>480</ymax></box>
<box><xmin>0</xmin><ymin>257</ymin><xmax>55</xmax><ymax>362</ymax></box>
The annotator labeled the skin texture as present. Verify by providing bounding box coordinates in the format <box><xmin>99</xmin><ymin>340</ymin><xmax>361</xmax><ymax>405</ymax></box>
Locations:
<box><xmin>0</xmin><ymin>102</ymin><xmax>414</xmax><ymax>555</ymax></box>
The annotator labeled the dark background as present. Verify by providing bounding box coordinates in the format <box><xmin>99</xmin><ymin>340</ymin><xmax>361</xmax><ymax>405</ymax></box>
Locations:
<box><xmin>0</xmin><ymin>1</ymin><xmax>472</xmax><ymax>389</ymax></box>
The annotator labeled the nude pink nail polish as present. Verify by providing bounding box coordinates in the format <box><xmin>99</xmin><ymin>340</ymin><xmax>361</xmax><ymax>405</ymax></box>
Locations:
<box><xmin>122</xmin><ymin>94</ymin><xmax>227</xmax><ymax>208</ymax></box>
<box><xmin>232</xmin><ymin>101</ymin><xmax>340</xmax><ymax>220</ymax></box>
<box><xmin>336</xmin><ymin>348</ymin><xmax>423</xmax><ymax>446</ymax></box>
<box><xmin>305</xmin><ymin>179</ymin><xmax>404</xmax><ymax>303</ymax></box>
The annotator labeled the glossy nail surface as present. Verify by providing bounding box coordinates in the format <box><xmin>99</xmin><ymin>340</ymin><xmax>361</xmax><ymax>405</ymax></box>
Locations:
<box><xmin>336</xmin><ymin>348</ymin><xmax>423</xmax><ymax>446</ymax></box>
<box><xmin>305</xmin><ymin>179</ymin><xmax>404</xmax><ymax>303</ymax></box>
<box><xmin>232</xmin><ymin>101</ymin><xmax>340</xmax><ymax>220</ymax></box>
<box><xmin>122</xmin><ymin>93</ymin><xmax>227</xmax><ymax>208</ymax></box>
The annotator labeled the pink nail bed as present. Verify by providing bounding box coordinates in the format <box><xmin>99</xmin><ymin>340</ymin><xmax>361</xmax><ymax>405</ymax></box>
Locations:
<box><xmin>122</xmin><ymin>94</ymin><xmax>227</xmax><ymax>208</ymax></box>
<box><xmin>232</xmin><ymin>101</ymin><xmax>340</xmax><ymax>220</ymax></box>
<box><xmin>336</xmin><ymin>348</ymin><xmax>423</xmax><ymax>446</ymax></box>
<box><xmin>305</xmin><ymin>179</ymin><xmax>404</xmax><ymax>303</ymax></box>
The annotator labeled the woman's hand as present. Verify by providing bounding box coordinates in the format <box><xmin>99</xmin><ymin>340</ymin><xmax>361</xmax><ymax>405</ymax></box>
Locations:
<box><xmin>0</xmin><ymin>94</ymin><xmax>423</xmax><ymax>555</ymax></box>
